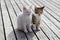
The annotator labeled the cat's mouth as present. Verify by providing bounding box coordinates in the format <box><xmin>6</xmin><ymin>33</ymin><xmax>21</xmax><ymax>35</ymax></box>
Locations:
<box><xmin>38</xmin><ymin>13</ymin><xmax>42</xmax><ymax>16</ymax></box>
<box><xmin>38</xmin><ymin>14</ymin><xmax>41</xmax><ymax>16</ymax></box>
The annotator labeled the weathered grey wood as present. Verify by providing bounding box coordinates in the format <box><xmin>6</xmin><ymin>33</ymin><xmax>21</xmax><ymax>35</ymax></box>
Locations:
<box><xmin>38</xmin><ymin>2</ymin><xmax>60</xmax><ymax>19</ymax></box>
<box><xmin>10</xmin><ymin>0</ymin><xmax>22</xmax><ymax>16</ymax></box>
<box><xmin>45</xmin><ymin>8</ymin><xmax>60</xmax><ymax>28</ymax></box>
<box><xmin>52</xmin><ymin>0</ymin><xmax>60</xmax><ymax>5</ymax></box>
<box><xmin>41</xmin><ymin>20</ymin><xmax>59</xmax><ymax>40</ymax></box>
<box><xmin>42</xmin><ymin>12</ymin><xmax>59</xmax><ymax>37</ymax></box>
<box><xmin>44</xmin><ymin>0</ymin><xmax>60</xmax><ymax>16</ymax></box>
<box><xmin>13</xmin><ymin>0</ymin><xmax>22</xmax><ymax>11</ymax></box>
<box><xmin>47</xmin><ymin>0</ymin><xmax>60</xmax><ymax>6</ymax></box>
<box><xmin>9</xmin><ymin>0</ymin><xmax>20</xmax><ymax>16</ymax></box>
<box><xmin>0</xmin><ymin>3</ymin><xmax>5</xmax><ymax>40</ymax></box>
<box><xmin>5</xmin><ymin>0</ymin><xmax>17</xmax><ymax>29</ymax></box>
<box><xmin>39</xmin><ymin>0</ymin><xmax>60</xmax><ymax>17</ymax></box>
<box><xmin>46</xmin><ymin>0</ymin><xmax>60</xmax><ymax>9</ymax></box>
<box><xmin>1</xmin><ymin>0</ymin><xmax>60</xmax><ymax>40</ymax></box>
<box><xmin>14</xmin><ymin>0</ymin><xmax>22</xmax><ymax>11</ymax></box>
<box><xmin>42</xmin><ymin>14</ymin><xmax>60</xmax><ymax>40</ymax></box>
<box><xmin>1</xmin><ymin>0</ymin><xmax>16</xmax><ymax>40</ymax></box>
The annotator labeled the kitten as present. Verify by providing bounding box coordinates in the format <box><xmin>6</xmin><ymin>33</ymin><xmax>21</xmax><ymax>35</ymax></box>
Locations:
<box><xmin>17</xmin><ymin>5</ymin><xmax>32</xmax><ymax>33</ymax></box>
<box><xmin>32</xmin><ymin>6</ymin><xmax>45</xmax><ymax>31</ymax></box>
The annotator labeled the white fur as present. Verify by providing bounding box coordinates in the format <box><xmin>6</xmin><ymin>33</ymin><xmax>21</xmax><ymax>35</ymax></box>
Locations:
<box><xmin>17</xmin><ymin>8</ymin><xmax>32</xmax><ymax>33</ymax></box>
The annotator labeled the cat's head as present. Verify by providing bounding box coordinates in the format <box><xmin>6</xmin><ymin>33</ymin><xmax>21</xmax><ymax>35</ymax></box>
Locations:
<box><xmin>23</xmin><ymin>5</ymin><xmax>32</xmax><ymax>16</ymax></box>
<box><xmin>35</xmin><ymin>6</ymin><xmax>45</xmax><ymax>16</ymax></box>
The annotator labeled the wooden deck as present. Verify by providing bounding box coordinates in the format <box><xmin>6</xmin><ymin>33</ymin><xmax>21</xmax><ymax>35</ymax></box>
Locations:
<box><xmin>0</xmin><ymin>0</ymin><xmax>60</xmax><ymax>40</ymax></box>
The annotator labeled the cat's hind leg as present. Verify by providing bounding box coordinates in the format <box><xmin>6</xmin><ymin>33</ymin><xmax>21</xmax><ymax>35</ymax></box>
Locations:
<box><xmin>27</xmin><ymin>25</ymin><xmax>33</xmax><ymax>32</ymax></box>
<box><xmin>17</xmin><ymin>18</ymin><xmax>22</xmax><ymax>30</ymax></box>
<box><xmin>36</xmin><ymin>24</ymin><xmax>40</xmax><ymax>31</ymax></box>
<box><xmin>23</xmin><ymin>24</ymin><xmax>28</xmax><ymax>33</ymax></box>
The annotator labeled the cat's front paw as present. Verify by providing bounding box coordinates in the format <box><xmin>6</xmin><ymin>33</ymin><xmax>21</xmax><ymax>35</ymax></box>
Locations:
<box><xmin>36</xmin><ymin>27</ymin><xmax>40</xmax><ymax>31</ymax></box>
<box><xmin>36</xmin><ymin>29</ymin><xmax>40</xmax><ymax>31</ymax></box>
<box><xmin>33</xmin><ymin>26</ymin><xmax>36</xmax><ymax>31</ymax></box>
<box><xmin>28</xmin><ymin>29</ymin><xmax>33</xmax><ymax>33</ymax></box>
<box><xmin>24</xmin><ymin>29</ymin><xmax>28</xmax><ymax>33</ymax></box>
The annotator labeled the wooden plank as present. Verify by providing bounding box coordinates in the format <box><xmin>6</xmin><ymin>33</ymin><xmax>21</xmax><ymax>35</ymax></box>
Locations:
<box><xmin>1</xmin><ymin>0</ymin><xmax>16</xmax><ymax>40</ymax></box>
<box><xmin>42</xmin><ymin>14</ymin><xmax>60</xmax><ymax>40</ymax></box>
<box><xmin>45</xmin><ymin>0</ymin><xmax>60</xmax><ymax>9</ymax></box>
<box><xmin>38</xmin><ymin>0</ymin><xmax>60</xmax><ymax>17</ymax></box>
<box><xmin>41</xmin><ymin>20</ymin><xmax>59</xmax><ymax>40</ymax></box>
<box><xmin>47</xmin><ymin>0</ymin><xmax>60</xmax><ymax>6</ymax></box>
<box><xmin>40</xmin><ymin>0</ymin><xmax>60</xmax><ymax>17</ymax></box>
<box><xmin>9</xmin><ymin>0</ymin><xmax>20</xmax><ymax>16</ymax></box>
<box><xmin>0</xmin><ymin>4</ymin><xmax>5</xmax><ymax>40</ymax></box>
<box><xmin>13</xmin><ymin>0</ymin><xmax>22</xmax><ymax>11</ymax></box>
<box><xmin>51</xmin><ymin>0</ymin><xmax>60</xmax><ymax>5</ymax></box>
<box><xmin>45</xmin><ymin>8</ymin><xmax>60</xmax><ymax>28</ymax></box>
<box><xmin>13</xmin><ymin>0</ymin><xmax>22</xmax><ymax>13</ymax></box>
<box><xmin>53</xmin><ymin>0</ymin><xmax>60</xmax><ymax>3</ymax></box>
<box><xmin>41</xmin><ymin>12</ymin><xmax>60</xmax><ymax>38</ymax></box>
<box><xmin>5</xmin><ymin>0</ymin><xmax>17</xmax><ymax>31</ymax></box>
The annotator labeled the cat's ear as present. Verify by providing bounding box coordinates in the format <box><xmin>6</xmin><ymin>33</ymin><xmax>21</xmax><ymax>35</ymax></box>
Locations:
<box><xmin>23</xmin><ymin>5</ymin><xmax>26</xmax><ymax>10</ymax></box>
<box><xmin>40</xmin><ymin>6</ymin><xmax>45</xmax><ymax>9</ymax></box>
<box><xmin>29</xmin><ymin>5</ymin><xmax>32</xmax><ymax>9</ymax></box>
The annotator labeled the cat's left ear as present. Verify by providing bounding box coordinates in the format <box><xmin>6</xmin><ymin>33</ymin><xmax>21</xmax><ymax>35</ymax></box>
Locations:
<box><xmin>23</xmin><ymin>5</ymin><xmax>26</xmax><ymax>10</ymax></box>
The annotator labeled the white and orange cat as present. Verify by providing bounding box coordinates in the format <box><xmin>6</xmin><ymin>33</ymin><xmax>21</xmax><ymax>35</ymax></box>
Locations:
<box><xmin>32</xmin><ymin>6</ymin><xmax>45</xmax><ymax>31</ymax></box>
<box><xmin>17</xmin><ymin>5</ymin><xmax>32</xmax><ymax>33</ymax></box>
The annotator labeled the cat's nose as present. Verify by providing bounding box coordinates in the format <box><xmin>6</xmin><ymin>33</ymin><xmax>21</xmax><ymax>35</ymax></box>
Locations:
<box><xmin>38</xmin><ymin>14</ymin><xmax>40</xmax><ymax>16</ymax></box>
